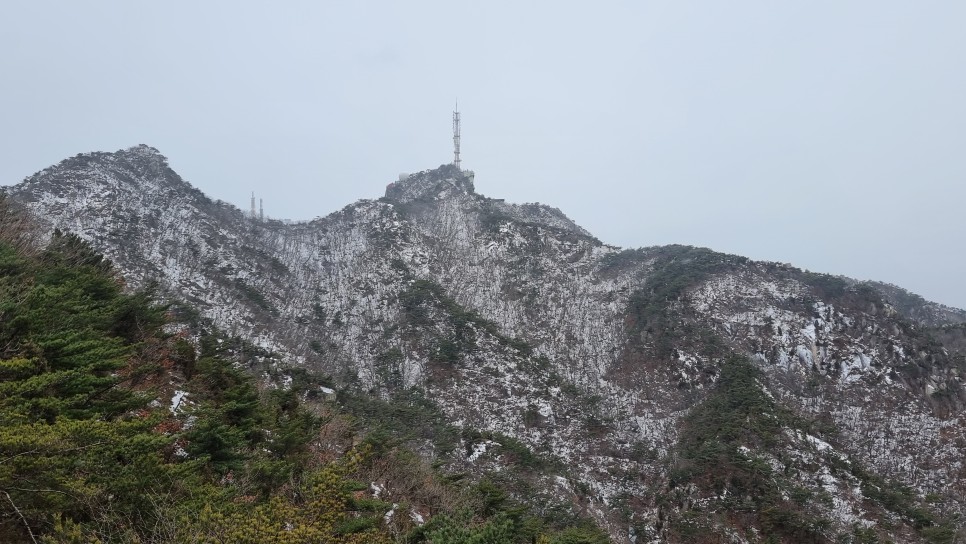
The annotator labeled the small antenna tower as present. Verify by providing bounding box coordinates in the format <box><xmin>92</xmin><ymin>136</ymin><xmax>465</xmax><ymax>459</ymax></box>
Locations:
<box><xmin>250</xmin><ymin>192</ymin><xmax>256</xmax><ymax>219</ymax></box>
<box><xmin>452</xmin><ymin>101</ymin><xmax>461</xmax><ymax>171</ymax></box>
<box><xmin>259</xmin><ymin>198</ymin><xmax>264</xmax><ymax>221</ymax></box>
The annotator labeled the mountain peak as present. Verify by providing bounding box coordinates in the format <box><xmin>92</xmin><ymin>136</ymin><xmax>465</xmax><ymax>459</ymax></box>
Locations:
<box><xmin>17</xmin><ymin>145</ymin><xmax>172</xmax><ymax>188</ymax></box>
<box><xmin>384</xmin><ymin>163</ymin><xmax>475</xmax><ymax>204</ymax></box>
<box><xmin>119</xmin><ymin>143</ymin><xmax>167</xmax><ymax>161</ymax></box>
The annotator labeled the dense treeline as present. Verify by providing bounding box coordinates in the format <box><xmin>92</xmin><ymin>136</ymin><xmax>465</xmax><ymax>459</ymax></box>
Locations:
<box><xmin>0</xmin><ymin>196</ymin><xmax>609</xmax><ymax>543</ymax></box>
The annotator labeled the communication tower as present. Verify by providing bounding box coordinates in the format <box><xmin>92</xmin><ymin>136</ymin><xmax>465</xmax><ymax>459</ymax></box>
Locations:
<box><xmin>259</xmin><ymin>198</ymin><xmax>264</xmax><ymax>221</ymax></box>
<box><xmin>452</xmin><ymin>102</ymin><xmax>461</xmax><ymax>171</ymax></box>
<box><xmin>250</xmin><ymin>192</ymin><xmax>256</xmax><ymax>219</ymax></box>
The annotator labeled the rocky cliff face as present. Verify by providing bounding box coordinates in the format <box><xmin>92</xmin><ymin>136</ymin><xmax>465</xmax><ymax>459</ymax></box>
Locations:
<box><xmin>6</xmin><ymin>145</ymin><xmax>965</xmax><ymax>543</ymax></box>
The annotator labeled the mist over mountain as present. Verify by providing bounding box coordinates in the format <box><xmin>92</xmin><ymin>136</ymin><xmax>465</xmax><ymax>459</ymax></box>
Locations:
<box><xmin>4</xmin><ymin>146</ymin><xmax>965</xmax><ymax>543</ymax></box>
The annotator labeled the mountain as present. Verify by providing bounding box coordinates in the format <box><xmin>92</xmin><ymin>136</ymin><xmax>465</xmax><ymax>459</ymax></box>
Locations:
<box><xmin>5</xmin><ymin>145</ymin><xmax>965</xmax><ymax>543</ymax></box>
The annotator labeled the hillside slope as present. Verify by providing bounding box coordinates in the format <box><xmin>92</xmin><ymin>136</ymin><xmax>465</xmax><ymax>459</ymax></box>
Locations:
<box><xmin>5</xmin><ymin>146</ymin><xmax>965</xmax><ymax>542</ymax></box>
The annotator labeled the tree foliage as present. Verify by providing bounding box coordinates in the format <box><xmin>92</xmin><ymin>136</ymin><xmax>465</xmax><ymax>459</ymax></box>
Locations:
<box><xmin>0</xmin><ymin>231</ymin><xmax>173</xmax><ymax>541</ymax></box>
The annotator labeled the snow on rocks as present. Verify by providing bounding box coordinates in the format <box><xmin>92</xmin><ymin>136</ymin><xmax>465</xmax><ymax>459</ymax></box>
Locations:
<box><xmin>467</xmin><ymin>440</ymin><xmax>501</xmax><ymax>463</ymax></box>
<box><xmin>170</xmin><ymin>390</ymin><xmax>188</xmax><ymax>414</ymax></box>
<box><xmin>10</xmin><ymin>149</ymin><xmax>966</xmax><ymax>543</ymax></box>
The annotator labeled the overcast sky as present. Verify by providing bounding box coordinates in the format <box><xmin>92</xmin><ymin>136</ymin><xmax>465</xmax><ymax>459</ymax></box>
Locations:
<box><xmin>1</xmin><ymin>1</ymin><xmax>964</xmax><ymax>309</ymax></box>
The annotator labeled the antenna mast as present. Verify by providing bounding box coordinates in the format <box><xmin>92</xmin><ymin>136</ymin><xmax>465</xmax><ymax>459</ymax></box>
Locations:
<box><xmin>250</xmin><ymin>192</ymin><xmax>256</xmax><ymax>219</ymax></box>
<box><xmin>452</xmin><ymin>102</ymin><xmax>461</xmax><ymax>171</ymax></box>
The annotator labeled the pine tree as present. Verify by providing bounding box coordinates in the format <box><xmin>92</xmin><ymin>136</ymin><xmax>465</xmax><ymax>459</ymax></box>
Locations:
<box><xmin>0</xmin><ymin>233</ymin><xmax>171</xmax><ymax>540</ymax></box>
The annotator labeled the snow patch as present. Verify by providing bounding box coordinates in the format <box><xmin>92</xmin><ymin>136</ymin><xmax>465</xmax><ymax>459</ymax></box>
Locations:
<box><xmin>170</xmin><ymin>390</ymin><xmax>188</xmax><ymax>414</ymax></box>
<box><xmin>468</xmin><ymin>440</ymin><xmax>500</xmax><ymax>462</ymax></box>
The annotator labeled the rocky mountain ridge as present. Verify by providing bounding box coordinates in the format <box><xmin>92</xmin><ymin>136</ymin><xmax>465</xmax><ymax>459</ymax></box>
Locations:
<box><xmin>5</xmin><ymin>145</ymin><xmax>965</xmax><ymax>543</ymax></box>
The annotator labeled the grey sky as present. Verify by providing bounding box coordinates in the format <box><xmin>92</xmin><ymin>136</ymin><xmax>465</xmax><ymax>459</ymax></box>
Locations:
<box><xmin>2</xmin><ymin>1</ymin><xmax>964</xmax><ymax>309</ymax></box>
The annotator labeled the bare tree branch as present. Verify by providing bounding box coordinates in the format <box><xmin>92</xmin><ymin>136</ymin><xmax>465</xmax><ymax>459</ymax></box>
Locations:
<box><xmin>2</xmin><ymin>489</ymin><xmax>38</xmax><ymax>544</ymax></box>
